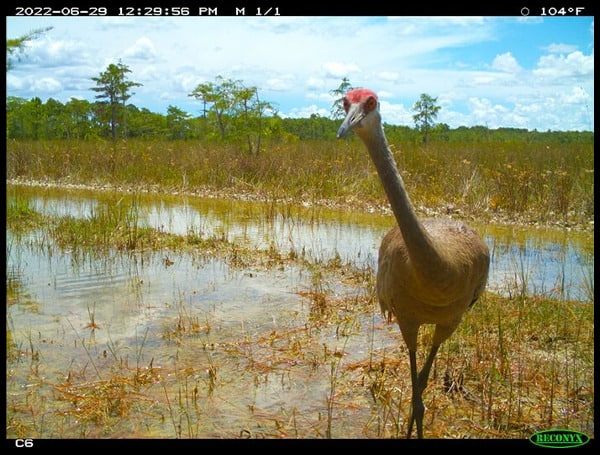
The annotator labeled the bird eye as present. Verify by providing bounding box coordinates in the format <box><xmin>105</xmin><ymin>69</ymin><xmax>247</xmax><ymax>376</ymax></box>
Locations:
<box><xmin>366</xmin><ymin>96</ymin><xmax>377</xmax><ymax>112</ymax></box>
<box><xmin>343</xmin><ymin>98</ymin><xmax>350</xmax><ymax>112</ymax></box>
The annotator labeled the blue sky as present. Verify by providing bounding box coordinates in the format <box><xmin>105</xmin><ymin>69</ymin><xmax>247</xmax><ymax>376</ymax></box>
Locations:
<box><xmin>6</xmin><ymin>15</ymin><xmax>594</xmax><ymax>131</ymax></box>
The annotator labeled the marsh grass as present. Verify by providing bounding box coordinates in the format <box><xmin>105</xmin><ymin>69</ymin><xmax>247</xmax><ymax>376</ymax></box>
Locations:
<box><xmin>6</xmin><ymin>251</ymin><xmax>593</xmax><ymax>438</ymax></box>
<box><xmin>6</xmin><ymin>196</ymin><xmax>45</xmax><ymax>230</ymax></box>
<box><xmin>5</xmin><ymin>173</ymin><xmax>594</xmax><ymax>439</ymax></box>
<box><xmin>49</xmin><ymin>195</ymin><xmax>154</xmax><ymax>251</ymax></box>
<box><xmin>161</xmin><ymin>290</ymin><xmax>210</xmax><ymax>343</ymax></box>
<box><xmin>6</xmin><ymin>139</ymin><xmax>594</xmax><ymax>229</ymax></box>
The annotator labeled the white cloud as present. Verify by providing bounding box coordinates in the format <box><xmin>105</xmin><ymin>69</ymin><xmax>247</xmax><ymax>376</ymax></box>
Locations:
<box><xmin>25</xmin><ymin>37</ymin><xmax>88</xmax><ymax>67</ymax></box>
<box><xmin>168</xmin><ymin>71</ymin><xmax>205</xmax><ymax>94</ymax></box>
<box><xmin>467</xmin><ymin>97</ymin><xmax>515</xmax><ymax>127</ymax></box>
<box><xmin>285</xmin><ymin>104</ymin><xmax>328</xmax><ymax>119</ymax></box>
<box><xmin>544</xmin><ymin>43</ymin><xmax>579</xmax><ymax>54</ymax></box>
<box><xmin>124</xmin><ymin>37</ymin><xmax>157</xmax><ymax>60</ymax></box>
<box><xmin>306</xmin><ymin>91</ymin><xmax>338</xmax><ymax>103</ymax></box>
<box><xmin>6</xmin><ymin>73</ymin><xmax>24</xmax><ymax>90</ymax></box>
<box><xmin>378</xmin><ymin>71</ymin><xmax>400</xmax><ymax>81</ymax></box>
<box><xmin>377</xmin><ymin>90</ymin><xmax>395</xmax><ymax>99</ymax></box>
<box><xmin>439</xmin><ymin>110</ymin><xmax>470</xmax><ymax>128</ymax></box>
<box><xmin>472</xmin><ymin>75</ymin><xmax>501</xmax><ymax>85</ymax></box>
<box><xmin>5</xmin><ymin>16</ymin><xmax>594</xmax><ymax>131</ymax></box>
<box><xmin>31</xmin><ymin>77</ymin><xmax>63</xmax><ymax>94</ymax></box>
<box><xmin>305</xmin><ymin>77</ymin><xmax>325</xmax><ymax>90</ymax></box>
<box><xmin>322</xmin><ymin>62</ymin><xmax>361</xmax><ymax>78</ymax></box>
<box><xmin>265</xmin><ymin>77</ymin><xmax>292</xmax><ymax>91</ymax></box>
<box><xmin>561</xmin><ymin>86</ymin><xmax>590</xmax><ymax>104</ymax></box>
<box><xmin>533</xmin><ymin>51</ymin><xmax>594</xmax><ymax>79</ymax></box>
<box><xmin>378</xmin><ymin>100</ymin><xmax>413</xmax><ymax>125</ymax></box>
<box><xmin>492</xmin><ymin>52</ymin><xmax>522</xmax><ymax>73</ymax></box>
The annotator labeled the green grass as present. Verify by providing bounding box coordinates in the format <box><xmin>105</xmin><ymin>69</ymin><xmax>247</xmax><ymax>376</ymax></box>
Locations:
<box><xmin>6</xmin><ymin>196</ymin><xmax>45</xmax><ymax>230</ymax></box>
<box><xmin>6</xmin><ymin>138</ymin><xmax>594</xmax><ymax>229</ymax></box>
<box><xmin>5</xmin><ymin>137</ymin><xmax>594</xmax><ymax>438</ymax></box>
<box><xmin>5</xmin><ymin>198</ymin><xmax>594</xmax><ymax>439</ymax></box>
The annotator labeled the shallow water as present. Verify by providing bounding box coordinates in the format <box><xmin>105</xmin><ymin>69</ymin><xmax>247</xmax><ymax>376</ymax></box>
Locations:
<box><xmin>7</xmin><ymin>186</ymin><xmax>593</xmax><ymax>343</ymax></box>
<box><xmin>9</xmin><ymin>185</ymin><xmax>594</xmax><ymax>299</ymax></box>
<box><xmin>6</xmin><ymin>185</ymin><xmax>594</xmax><ymax>438</ymax></box>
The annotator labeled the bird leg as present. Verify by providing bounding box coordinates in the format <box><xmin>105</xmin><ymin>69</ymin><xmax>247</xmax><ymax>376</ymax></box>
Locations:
<box><xmin>407</xmin><ymin>344</ymin><xmax>440</xmax><ymax>439</ymax></box>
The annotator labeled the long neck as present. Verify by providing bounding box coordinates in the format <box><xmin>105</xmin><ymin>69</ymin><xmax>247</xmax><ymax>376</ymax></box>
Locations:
<box><xmin>358</xmin><ymin>123</ymin><xmax>444</xmax><ymax>269</ymax></box>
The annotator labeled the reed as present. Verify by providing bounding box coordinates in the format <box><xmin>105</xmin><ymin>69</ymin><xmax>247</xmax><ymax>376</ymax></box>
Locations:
<box><xmin>6</xmin><ymin>139</ymin><xmax>594</xmax><ymax>229</ymax></box>
<box><xmin>5</xmin><ymin>152</ymin><xmax>593</xmax><ymax>438</ymax></box>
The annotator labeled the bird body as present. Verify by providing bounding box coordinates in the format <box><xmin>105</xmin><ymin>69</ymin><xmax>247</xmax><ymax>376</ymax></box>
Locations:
<box><xmin>377</xmin><ymin>220</ymin><xmax>489</xmax><ymax>350</ymax></box>
<box><xmin>337</xmin><ymin>88</ymin><xmax>489</xmax><ymax>438</ymax></box>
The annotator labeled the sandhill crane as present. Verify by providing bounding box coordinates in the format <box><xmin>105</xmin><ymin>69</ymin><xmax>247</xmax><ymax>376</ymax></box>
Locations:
<box><xmin>337</xmin><ymin>88</ymin><xmax>489</xmax><ymax>438</ymax></box>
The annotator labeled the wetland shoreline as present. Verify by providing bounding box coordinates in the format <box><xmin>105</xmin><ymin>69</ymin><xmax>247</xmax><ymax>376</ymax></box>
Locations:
<box><xmin>7</xmin><ymin>177</ymin><xmax>594</xmax><ymax>234</ymax></box>
<box><xmin>5</xmin><ymin>178</ymin><xmax>594</xmax><ymax>439</ymax></box>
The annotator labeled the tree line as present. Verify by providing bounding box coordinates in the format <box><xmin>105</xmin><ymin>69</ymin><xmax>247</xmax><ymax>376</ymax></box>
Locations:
<box><xmin>7</xmin><ymin>92</ymin><xmax>592</xmax><ymax>146</ymax></box>
<box><xmin>6</xmin><ymin>54</ymin><xmax>592</xmax><ymax>146</ymax></box>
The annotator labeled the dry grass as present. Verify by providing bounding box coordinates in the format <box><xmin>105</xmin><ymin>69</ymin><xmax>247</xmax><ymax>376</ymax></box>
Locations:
<box><xmin>5</xmin><ymin>137</ymin><xmax>594</xmax><ymax>439</ymax></box>
<box><xmin>5</xmin><ymin>198</ymin><xmax>594</xmax><ymax>439</ymax></box>
<box><xmin>6</xmin><ymin>286</ymin><xmax>593</xmax><ymax>439</ymax></box>
<box><xmin>6</xmin><ymin>138</ymin><xmax>594</xmax><ymax>230</ymax></box>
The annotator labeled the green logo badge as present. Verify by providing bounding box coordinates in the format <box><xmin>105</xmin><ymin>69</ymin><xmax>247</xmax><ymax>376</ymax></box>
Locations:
<box><xmin>530</xmin><ymin>429</ymin><xmax>590</xmax><ymax>448</ymax></box>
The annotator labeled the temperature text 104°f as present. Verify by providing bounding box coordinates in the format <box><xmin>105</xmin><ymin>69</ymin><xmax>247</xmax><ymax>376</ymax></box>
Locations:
<box><xmin>540</xmin><ymin>6</ymin><xmax>585</xmax><ymax>15</ymax></box>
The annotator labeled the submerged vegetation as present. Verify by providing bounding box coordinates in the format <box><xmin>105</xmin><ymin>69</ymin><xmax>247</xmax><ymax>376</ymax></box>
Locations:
<box><xmin>5</xmin><ymin>186</ymin><xmax>594</xmax><ymax>439</ymax></box>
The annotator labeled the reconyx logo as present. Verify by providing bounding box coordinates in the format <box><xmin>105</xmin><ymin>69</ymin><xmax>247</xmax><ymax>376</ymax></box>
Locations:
<box><xmin>530</xmin><ymin>429</ymin><xmax>590</xmax><ymax>448</ymax></box>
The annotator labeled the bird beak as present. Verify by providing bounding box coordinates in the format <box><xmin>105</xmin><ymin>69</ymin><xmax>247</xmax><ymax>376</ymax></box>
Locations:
<box><xmin>337</xmin><ymin>103</ymin><xmax>364</xmax><ymax>139</ymax></box>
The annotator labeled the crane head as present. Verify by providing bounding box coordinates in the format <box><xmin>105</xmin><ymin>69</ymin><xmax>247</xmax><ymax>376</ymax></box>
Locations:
<box><xmin>337</xmin><ymin>88</ymin><xmax>380</xmax><ymax>139</ymax></box>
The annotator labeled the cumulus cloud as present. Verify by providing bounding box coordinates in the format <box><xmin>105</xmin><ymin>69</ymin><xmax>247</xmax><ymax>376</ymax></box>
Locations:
<box><xmin>124</xmin><ymin>37</ymin><xmax>157</xmax><ymax>60</ymax></box>
<box><xmin>265</xmin><ymin>77</ymin><xmax>292</xmax><ymax>91</ymax></box>
<box><xmin>285</xmin><ymin>104</ymin><xmax>328</xmax><ymax>119</ymax></box>
<box><xmin>306</xmin><ymin>91</ymin><xmax>339</xmax><ymax>103</ymax></box>
<box><xmin>561</xmin><ymin>86</ymin><xmax>590</xmax><ymax>104</ymax></box>
<box><xmin>6</xmin><ymin>73</ymin><xmax>24</xmax><ymax>90</ymax></box>
<box><xmin>7</xmin><ymin>74</ymin><xmax>63</xmax><ymax>96</ymax></box>
<box><xmin>472</xmin><ymin>97</ymin><xmax>512</xmax><ymax>114</ymax></box>
<box><xmin>466</xmin><ymin>97</ymin><xmax>516</xmax><ymax>127</ymax></box>
<box><xmin>378</xmin><ymin>100</ymin><xmax>413</xmax><ymax>125</ymax></box>
<box><xmin>533</xmin><ymin>51</ymin><xmax>594</xmax><ymax>79</ymax></box>
<box><xmin>305</xmin><ymin>77</ymin><xmax>325</xmax><ymax>90</ymax></box>
<box><xmin>492</xmin><ymin>52</ymin><xmax>522</xmax><ymax>73</ymax></box>
<box><xmin>135</xmin><ymin>64</ymin><xmax>171</xmax><ymax>85</ymax></box>
<box><xmin>31</xmin><ymin>77</ymin><xmax>63</xmax><ymax>94</ymax></box>
<box><xmin>168</xmin><ymin>71</ymin><xmax>204</xmax><ymax>93</ymax></box>
<box><xmin>24</xmin><ymin>38</ymin><xmax>88</xmax><ymax>67</ymax></box>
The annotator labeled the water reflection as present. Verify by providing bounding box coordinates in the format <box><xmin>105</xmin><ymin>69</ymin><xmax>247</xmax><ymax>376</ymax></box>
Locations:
<box><xmin>7</xmin><ymin>185</ymin><xmax>593</xmax><ymax>303</ymax></box>
<box><xmin>6</xmin><ymin>185</ymin><xmax>593</xmax><ymax>364</ymax></box>
<box><xmin>6</xmin><ymin>185</ymin><xmax>593</xmax><ymax>438</ymax></box>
